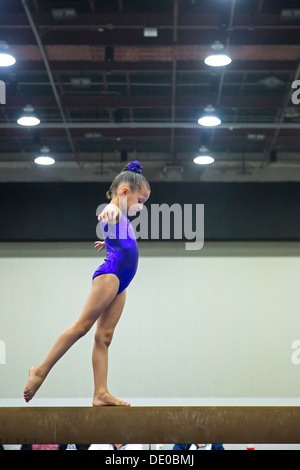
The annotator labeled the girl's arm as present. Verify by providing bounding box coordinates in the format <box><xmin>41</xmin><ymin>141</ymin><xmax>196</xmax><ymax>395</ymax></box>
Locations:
<box><xmin>98</xmin><ymin>203</ymin><xmax>121</xmax><ymax>223</ymax></box>
<box><xmin>94</xmin><ymin>240</ymin><xmax>105</xmax><ymax>252</ymax></box>
<box><xmin>94</xmin><ymin>203</ymin><xmax>121</xmax><ymax>252</ymax></box>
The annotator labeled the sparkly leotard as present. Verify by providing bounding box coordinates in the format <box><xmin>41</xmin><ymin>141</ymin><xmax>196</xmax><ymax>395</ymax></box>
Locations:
<box><xmin>92</xmin><ymin>212</ymin><xmax>139</xmax><ymax>294</ymax></box>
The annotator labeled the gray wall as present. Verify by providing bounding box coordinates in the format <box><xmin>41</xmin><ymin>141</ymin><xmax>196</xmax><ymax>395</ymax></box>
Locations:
<box><xmin>1</xmin><ymin>241</ymin><xmax>300</xmax><ymax>401</ymax></box>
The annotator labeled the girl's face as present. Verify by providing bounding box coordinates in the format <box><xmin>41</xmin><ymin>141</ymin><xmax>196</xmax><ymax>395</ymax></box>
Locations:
<box><xmin>116</xmin><ymin>184</ymin><xmax>150</xmax><ymax>216</ymax></box>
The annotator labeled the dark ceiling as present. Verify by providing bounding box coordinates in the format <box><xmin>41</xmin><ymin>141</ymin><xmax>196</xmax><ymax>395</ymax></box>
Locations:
<box><xmin>1</xmin><ymin>0</ymin><xmax>300</xmax><ymax>182</ymax></box>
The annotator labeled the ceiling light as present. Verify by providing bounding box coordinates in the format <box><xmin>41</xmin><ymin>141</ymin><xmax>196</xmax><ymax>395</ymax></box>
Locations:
<box><xmin>51</xmin><ymin>8</ymin><xmax>77</xmax><ymax>21</ymax></box>
<box><xmin>281</xmin><ymin>9</ymin><xmax>300</xmax><ymax>20</ymax></box>
<box><xmin>34</xmin><ymin>146</ymin><xmax>55</xmax><ymax>166</ymax></box>
<box><xmin>85</xmin><ymin>133</ymin><xmax>102</xmax><ymax>139</ymax></box>
<box><xmin>198</xmin><ymin>105</ymin><xmax>221</xmax><ymax>127</ymax></box>
<box><xmin>0</xmin><ymin>41</ymin><xmax>16</xmax><ymax>67</ymax></box>
<box><xmin>17</xmin><ymin>105</ymin><xmax>40</xmax><ymax>127</ymax></box>
<box><xmin>259</xmin><ymin>75</ymin><xmax>284</xmax><ymax>89</ymax></box>
<box><xmin>71</xmin><ymin>77</ymin><xmax>91</xmax><ymax>88</ymax></box>
<box><xmin>247</xmin><ymin>133</ymin><xmax>265</xmax><ymax>141</ymax></box>
<box><xmin>144</xmin><ymin>28</ymin><xmax>158</xmax><ymax>37</ymax></box>
<box><xmin>204</xmin><ymin>41</ymin><xmax>232</xmax><ymax>67</ymax></box>
<box><xmin>285</xmin><ymin>107</ymin><xmax>300</xmax><ymax>119</ymax></box>
<box><xmin>193</xmin><ymin>146</ymin><xmax>215</xmax><ymax>165</ymax></box>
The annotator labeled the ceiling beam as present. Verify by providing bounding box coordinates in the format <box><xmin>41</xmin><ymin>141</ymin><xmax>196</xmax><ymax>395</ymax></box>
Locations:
<box><xmin>1</xmin><ymin>122</ymin><xmax>300</xmax><ymax>130</ymax></box>
<box><xmin>2</xmin><ymin>96</ymin><xmax>289</xmax><ymax>109</ymax></box>
<box><xmin>9</xmin><ymin>44</ymin><xmax>300</xmax><ymax>63</ymax></box>
<box><xmin>1</xmin><ymin>12</ymin><xmax>299</xmax><ymax>31</ymax></box>
<box><xmin>2</xmin><ymin>126</ymin><xmax>298</xmax><ymax>138</ymax></box>
<box><xmin>11</xmin><ymin>60</ymin><xmax>296</xmax><ymax>74</ymax></box>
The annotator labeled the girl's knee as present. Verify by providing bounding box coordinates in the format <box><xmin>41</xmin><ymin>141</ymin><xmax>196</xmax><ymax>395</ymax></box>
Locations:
<box><xmin>94</xmin><ymin>328</ymin><xmax>114</xmax><ymax>347</ymax></box>
<box><xmin>74</xmin><ymin>320</ymin><xmax>94</xmax><ymax>339</ymax></box>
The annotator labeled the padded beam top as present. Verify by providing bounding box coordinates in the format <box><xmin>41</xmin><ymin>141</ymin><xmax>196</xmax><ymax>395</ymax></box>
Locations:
<box><xmin>1</xmin><ymin>406</ymin><xmax>300</xmax><ymax>445</ymax></box>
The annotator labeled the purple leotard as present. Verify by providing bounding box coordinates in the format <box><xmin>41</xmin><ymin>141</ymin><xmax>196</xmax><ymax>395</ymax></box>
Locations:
<box><xmin>92</xmin><ymin>212</ymin><xmax>139</xmax><ymax>294</ymax></box>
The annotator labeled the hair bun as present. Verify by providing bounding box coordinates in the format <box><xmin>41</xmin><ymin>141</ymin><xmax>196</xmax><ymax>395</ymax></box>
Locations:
<box><xmin>125</xmin><ymin>160</ymin><xmax>143</xmax><ymax>174</ymax></box>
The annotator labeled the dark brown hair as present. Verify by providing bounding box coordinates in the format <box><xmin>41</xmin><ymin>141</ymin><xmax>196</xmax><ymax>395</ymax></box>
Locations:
<box><xmin>106</xmin><ymin>161</ymin><xmax>150</xmax><ymax>200</ymax></box>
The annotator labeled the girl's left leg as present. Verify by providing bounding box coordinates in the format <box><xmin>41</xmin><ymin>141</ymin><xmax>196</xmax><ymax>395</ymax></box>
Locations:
<box><xmin>24</xmin><ymin>274</ymin><xmax>119</xmax><ymax>403</ymax></box>
<box><xmin>92</xmin><ymin>289</ymin><xmax>129</xmax><ymax>406</ymax></box>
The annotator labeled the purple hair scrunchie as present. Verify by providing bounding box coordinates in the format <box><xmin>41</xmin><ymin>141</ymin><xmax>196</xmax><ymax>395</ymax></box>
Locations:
<box><xmin>126</xmin><ymin>160</ymin><xmax>143</xmax><ymax>174</ymax></box>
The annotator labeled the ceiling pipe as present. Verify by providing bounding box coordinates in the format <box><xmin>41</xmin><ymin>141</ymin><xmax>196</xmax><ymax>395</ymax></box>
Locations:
<box><xmin>1</xmin><ymin>122</ymin><xmax>300</xmax><ymax>130</ymax></box>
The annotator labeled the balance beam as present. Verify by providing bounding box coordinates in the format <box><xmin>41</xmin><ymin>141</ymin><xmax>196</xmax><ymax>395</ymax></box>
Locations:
<box><xmin>1</xmin><ymin>406</ymin><xmax>300</xmax><ymax>445</ymax></box>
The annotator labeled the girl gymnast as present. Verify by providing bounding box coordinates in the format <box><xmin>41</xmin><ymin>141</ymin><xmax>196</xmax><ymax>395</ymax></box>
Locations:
<box><xmin>24</xmin><ymin>161</ymin><xmax>150</xmax><ymax>406</ymax></box>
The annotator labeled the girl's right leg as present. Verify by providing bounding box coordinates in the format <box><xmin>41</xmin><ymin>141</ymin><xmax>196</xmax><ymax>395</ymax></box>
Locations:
<box><xmin>92</xmin><ymin>288</ymin><xmax>128</xmax><ymax>406</ymax></box>
<box><xmin>23</xmin><ymin>274</ymin><xmax>120</xmax><ymax>403</ymax></box>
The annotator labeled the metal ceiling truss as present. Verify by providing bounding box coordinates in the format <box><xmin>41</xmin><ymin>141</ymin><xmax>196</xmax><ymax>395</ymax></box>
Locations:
<box><xmin>0</xmin><ymin>0</ymin><xmax>300</xmax><ymax>181</ymax></box>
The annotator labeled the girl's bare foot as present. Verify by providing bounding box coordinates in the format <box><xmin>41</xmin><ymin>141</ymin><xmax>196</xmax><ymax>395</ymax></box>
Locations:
<box><xmin>93</xmin><ymin>392</ymin><xmax>130</xmax><ymax>407</ymax></box>
<box><xmin>23</xmin><ymin>366</ymin><xmax>46</xmax><ymax>403</ymax></box>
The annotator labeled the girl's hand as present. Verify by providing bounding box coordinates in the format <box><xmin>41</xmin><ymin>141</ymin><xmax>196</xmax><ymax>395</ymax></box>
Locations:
<box><xmin>94</xmin><ymin>241</ymin><xmax>105</xmax><ymax>252</ymax></box>
<box><xmin>97</xmin><ymin>203</ymin><xmax>120</xmax><ymax>223</ymax></box>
